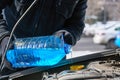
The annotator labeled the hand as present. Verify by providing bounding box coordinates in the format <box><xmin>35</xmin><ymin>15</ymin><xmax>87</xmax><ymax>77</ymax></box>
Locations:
<box><xmin>54</xmin><ymin>30</ymin><xmax>75</xmax><ymax>45</ymax></box>
<box><xmin>0</xmin><ymin>37</ymin><xmax>14</xmax><ymax>75</ymax></box>
<box><xmin>1</xmin><ymin>37</ymin><xmax>14</xmax><ymax>54</ymax></box>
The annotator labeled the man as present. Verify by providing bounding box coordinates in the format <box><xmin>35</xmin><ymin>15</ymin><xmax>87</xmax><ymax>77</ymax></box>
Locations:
<box><xmin>0</xmin><ymin>0</ymin><xmax>87</xmax><ymax>74</ymax></box>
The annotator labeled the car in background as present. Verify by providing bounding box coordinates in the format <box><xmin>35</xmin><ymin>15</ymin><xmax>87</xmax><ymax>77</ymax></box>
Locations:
<box><xmin>83</xmin><ymin>23</ymin><xmax>90</xmax><ymax>36</ymax></box>
<box><xmin>84</xmin><ymin>21</ymin><xmax>119</xmax><ymax>37</ymax></box>
<box><xmin>93</xmin><ymin>24</ymin><xmax>120</xmax><ymax>49</ymax></box>
<box><xmin>84</xmin><ymin>22</ymin><xmax>104</xmax><ymax>36</ymax></box>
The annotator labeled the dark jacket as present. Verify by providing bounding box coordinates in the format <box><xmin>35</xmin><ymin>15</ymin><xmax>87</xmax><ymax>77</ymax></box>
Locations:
<box><xmin>0</xmin><ymin>0</ymin><xmax>87</xmax><ymax>45</ymax></box>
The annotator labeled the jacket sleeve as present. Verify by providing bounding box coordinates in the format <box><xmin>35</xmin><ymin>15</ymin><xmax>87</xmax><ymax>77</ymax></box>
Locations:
<box><xmin>0</xmin><ymin>0</ymin><xmax>13</xmax><ymax>42</ymax></box>
<box><xmin>64</xmin><ymin>0</ymin><xmax>87</xmax><ymax>45</ymax></box>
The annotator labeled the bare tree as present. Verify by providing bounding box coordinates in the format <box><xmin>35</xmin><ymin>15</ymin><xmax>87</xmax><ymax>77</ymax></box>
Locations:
<box><xmin>86</xmin><ymin>0</ymin><xmax>120</xmax><ymax>21</ymax></box>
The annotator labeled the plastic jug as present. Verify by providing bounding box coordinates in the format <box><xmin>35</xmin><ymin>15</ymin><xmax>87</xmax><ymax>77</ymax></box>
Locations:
<box><xmin>6</xmin><ymin>35</ymin><xmax>71</xmax><ymax>68</ymax></box>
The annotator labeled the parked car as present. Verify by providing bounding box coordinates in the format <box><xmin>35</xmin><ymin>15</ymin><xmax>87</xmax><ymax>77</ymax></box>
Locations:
<box><xmin>84</xmin><ymin>22</ymin><xmax>103</xmax><ymax>36</ymax></box>
<box><xmin>84</xmin><ymin>21</ymin><xmax>119</xmax><ymax>37</ymax></box>
<box><xmin>83</xmin><ymin>23</ymin><xmax>90</xmax><ymax>36</ymax></box>
<box><xmin>93</xmin><ymin>24</ymin><xmax>120</xmax><ymax>49</ymax></box>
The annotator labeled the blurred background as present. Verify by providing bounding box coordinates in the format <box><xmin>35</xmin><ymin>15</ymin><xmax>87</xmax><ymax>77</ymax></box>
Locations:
<box><xmin>73</xmin><ymin>0</ymin><xmax>120</xmax><ymax>52</ymax></box>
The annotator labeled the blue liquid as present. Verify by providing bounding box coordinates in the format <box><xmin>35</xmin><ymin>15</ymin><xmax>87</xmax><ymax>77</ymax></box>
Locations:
<box><xmin>6</xmin><ymin>48</ymin><xmax>66</xmax><ymax>68</ymax></box>
<box><xmin>114</xmin><ymin>32</ymin><xmax>120</xmax><ymax>47</ymax></box>
<box><xmin>6</xmin><ymin>36</ymin><xmax>71</xmax><ymax>68</ymax></box>
<box><xmin>115</xmin><ymin>38</ymin><xmax>120</xmax><ymax>47</ymax></box>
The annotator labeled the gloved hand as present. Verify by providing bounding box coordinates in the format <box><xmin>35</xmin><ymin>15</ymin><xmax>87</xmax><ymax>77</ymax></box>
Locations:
<box><xmin>0</xmin><ymin>36</ymin><xmax>15</xmax><ymax>75</ymax></box>
<box><xmin>1</xmin><ymin>36</ymin><xmax>14</xmax><ymax>53</ymax></box>
<box><xmin>54</xmin><ymin>30</ymin><xmax>75</xmax><ymax>45</ymax></box>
